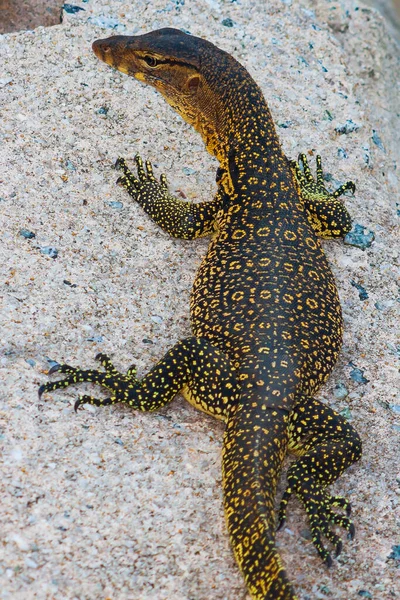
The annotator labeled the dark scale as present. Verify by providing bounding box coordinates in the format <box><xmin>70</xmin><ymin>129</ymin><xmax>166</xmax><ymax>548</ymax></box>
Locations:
<box><xmin>39</xmin><ymin>29</ymin><xmax>362</xmax><ymax>600</ymax></box>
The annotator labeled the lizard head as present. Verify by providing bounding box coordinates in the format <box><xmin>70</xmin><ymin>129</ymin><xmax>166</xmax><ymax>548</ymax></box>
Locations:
<box><xmin>92</xmin><ymin>28</ymin><xmax>214</xmax><ymax>132</ymax></box>
<box><xmin>92</xmin><ymin>28</ymin><xmax>256</xmax><ymax>160</ymax></box>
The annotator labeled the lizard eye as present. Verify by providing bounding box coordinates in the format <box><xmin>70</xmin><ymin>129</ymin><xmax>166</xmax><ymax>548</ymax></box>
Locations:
<box><xmin>143</xmin><ymin>55</ymin><xmax>159</xmax><ymax>68</ymax></box>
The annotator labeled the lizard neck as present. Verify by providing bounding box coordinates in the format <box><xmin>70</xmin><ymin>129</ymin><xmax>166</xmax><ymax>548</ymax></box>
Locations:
<box><xmin>204</xmin><ymin>103</ymin><xmax>299</xmax><ymax>213</ymax></box>
<box><xmin>198</xmin><ymin>75</ymin><xmax>283</xmax><ymax>165</ymax></box>
<box><xmin>191</xmin><ymin>61</ymin><xmax>297</xmax><ymax>210</ymax></box>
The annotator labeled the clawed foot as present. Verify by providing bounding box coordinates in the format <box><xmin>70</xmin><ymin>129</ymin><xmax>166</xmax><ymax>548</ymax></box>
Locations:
<box><xmin>277</xmin><ymin>482</ymin><xmax>355</xmax><ymax>567</ymax></box>
<box><xmin>291</xmin><ymin>153</ymin><xmax>354</xmax><ymax>238</ymax></box>
<box><xmin>115</xmin><ymin>154</ymin><xmax>169</xmax><ymax>200</ymax></box>
<box><xmin>292</xmin><ymin>153</ymin><xmax>355</xmax><ymax>200</ymax></box>
<box><xmin>38</xmin><ymin>353</ymin><xmax>138</xmax><ymax>412</ymax></box>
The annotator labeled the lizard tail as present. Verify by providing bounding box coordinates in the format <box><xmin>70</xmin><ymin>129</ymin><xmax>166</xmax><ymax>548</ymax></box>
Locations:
<box><xmin>222</xmin><ymin>403</ymin><xmax>297</xmax><ymax>600</ymax></box>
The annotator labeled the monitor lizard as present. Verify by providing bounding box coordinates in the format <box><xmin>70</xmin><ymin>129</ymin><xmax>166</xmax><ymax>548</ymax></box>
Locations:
<box><xmin>39</xmin><ymin>28</ymin><xmax>362</xmax><ymax>600</ymax></box>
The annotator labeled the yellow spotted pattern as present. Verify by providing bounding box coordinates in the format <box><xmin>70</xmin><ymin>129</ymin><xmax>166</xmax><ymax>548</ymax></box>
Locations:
<box><xmin>40</xmin><ymin>29</ymin><xmax>362</xmax><ymax>600</ymax></box>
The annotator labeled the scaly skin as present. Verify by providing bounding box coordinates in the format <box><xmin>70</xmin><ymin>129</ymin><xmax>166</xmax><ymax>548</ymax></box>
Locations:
<box><xmin>39</xmin><ymin>29</ymin><xmax>362</xmax><ymax>599</ymax></box>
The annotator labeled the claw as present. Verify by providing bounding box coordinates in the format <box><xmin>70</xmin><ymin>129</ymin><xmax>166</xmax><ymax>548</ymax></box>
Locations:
<box><xmin>135</xmin><ymin>154</ymin><xmax>146</xmax><ymax>179</ymax></box>
<box><xmin>277</xmin><ymin>488</ymin><xmax>292</xmax><ymax>531</ymax></box>
<box><xmin>276</xmin><ymin>517</ymin><xmax>286</xmax><ymax>531</ymax></box>
<box><xmin>160</xmin><ymin>173</ymin><xmax>168</xmax><ymax>189</ymax></box>
<box><xmin>95</xmin><ymin>352</ymin><xmax>112</xmax><ymax>364</ymax></box>
<box><xmin>114</xmin><ymin>157</ymin><xmax>127</xmax><ymax>170</ymax></box>
<box><xmin>332</xmin><ymin>180</ymin><xmax>356</xmax><ymax>198</ymax></box>
<box><xmin>348</xmin><ymin>523</ymin><xmax>355</xmax><ymax>540</ymax></box>
<box><xmin>145</xmin><ymin>160</ymin><xmax>156</xmax><ymax>181</ymax></box>
<box><xmin>74</xmin><ymin>395</ymin><xmax>112</xmax><ymax>412</ymax></box>
<box><xmin>325</xmin><ymin>553</ymin><xmax>333</xmax><ymax>568</ymax></box>
<box><xmin>48</xmin><ymin>364</ymin><xmax>62</xmax><ymax>375</ymax></box>
<box><xmin>74</xmin><ymin>398</ymin><xmax>83</xmax><ymax>412</ymax></box>
<box><xmin>127</xmin><ymin>364</ymin><xmax>137</xmax><ymax>378</ymax></box>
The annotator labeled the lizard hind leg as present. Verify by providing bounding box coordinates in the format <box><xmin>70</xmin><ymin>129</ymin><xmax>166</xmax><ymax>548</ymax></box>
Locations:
<box><xmin>39</xmin><ymin>338</ymin><xmax>240</xmax><ymax>419</ymax></box>
<box><xmin>280</xmin><ymin>397</ymin><xmax>361</xmax><ymax>565</ymax></box>
<box><xmin>292</xmin><ymin>153</ymin><xmax>354</xmax><ymax>238</ymax></box>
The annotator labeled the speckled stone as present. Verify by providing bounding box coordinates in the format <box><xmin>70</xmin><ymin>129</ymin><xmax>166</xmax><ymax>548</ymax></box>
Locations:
<box><xmin>0</xmin><ymin>1</ymin><xmax>399</xmax><ymax>599</ymax></box>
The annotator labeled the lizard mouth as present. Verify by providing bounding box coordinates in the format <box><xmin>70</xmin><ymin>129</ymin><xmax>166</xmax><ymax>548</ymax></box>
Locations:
<box><xmin>92</xmin><ymin>38</ymin><xmax>161</xmax><ymax>83</ymax></box>
<box><xmin>92</xmin><ymin>39</ymin><xmax>113</xmax><ymax>65</ymax></box>
<box><xmin>92</xmin><ymin>37</ymin><xmax>137</xmax><ymax>76</ymax></box>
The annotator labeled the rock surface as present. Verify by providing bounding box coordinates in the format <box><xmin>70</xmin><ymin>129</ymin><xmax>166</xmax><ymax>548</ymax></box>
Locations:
<box><xmin>0</xmin><ymin>0</ymin><xmax>62</xmax><ymax>34</ymax></box>
<box><xmin>0</xmin><ymin>1</ymin><xmax>399</xmax><ymax>599</ymax></box>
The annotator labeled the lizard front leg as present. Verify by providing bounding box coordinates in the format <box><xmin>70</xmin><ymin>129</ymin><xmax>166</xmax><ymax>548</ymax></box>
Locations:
<box><xmin>292</xmin><ymin>154</ymin><xmax>354</xmax><ymax>238</ymax></box>
<box><xmin>115</xmin><ymin>155</ymin><xmax>222</xmax><ymax>240</ymax></box>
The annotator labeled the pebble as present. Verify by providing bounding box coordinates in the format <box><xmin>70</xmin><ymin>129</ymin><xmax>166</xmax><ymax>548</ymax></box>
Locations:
<box><xmin>277</xmin><ymin>121</ymin><xmax>293</xmax><ymax>128</ymax></box>
<box><xmin>374</xmin><ymin>300</ymin><xmax>394</xmax><ymax>312</ymax></box>
<box><xmin>350</xmin><ymin>280</ymin><xmax>369</xmax><ymax>301</ymax></box>
<box><xmin>349</xmin><ymin>367</ymin><xmax>369</xmax><ymax>384</ymax></box>
<box><xmin>298</xmin><ymin>56</ymin><xmax>309</xmax><ymax>67</ymax></box>
<box><xmin>64</xmin><ymin>160</ymin><xmax>76</xmax><ymax>171</ymax></box>
<box><xmin>108</xmin><ymin>201</ymin><xmax>124</xmax><ymax>209</ymax></box>
<box><xmin>387</xmin><ymin>545</ymin><xmax>400</xmax><ymax>563</ymax></box>
<box><xmin>10</xmin><ymin>533</ymin><xmax>30</xmax><ymax>552</ymax></box>
<box><xmin>0</xmin><ymin>78</ymin><xmax>13</xmax><ymax>88</ymax></box>
<box><xmin>387</xmin><ymin>343</ymin><xmax>400</xmax><ymax>358</ymax></box>
<box><xmin>24</xmin><ymin>558</ymin><xmax>38</xmax><ymax>569</ymax></box>
<box><xmin>362</xmin><ymin>145</ymin><xmax>371</xmax><ymax>166</ymax></box>
<box><xmin>40</xmin><ymin>246</ymin><xmax>58</xmax><ymax>259</ymax></box>
<box><xmin>371</xmin><ymin>130</ymin><xmax>385</xmax><ymax>152</ymax></box>
<box><xmin>88</xmin><ymin>16</ymin><xmax>124</xmax><ymax>29</ymax></box>
<box><xmin>63</xmin><ymin>4</ymin><xmax>85</xmax><ymax>14</ymax></box>
<box><xmin>46</xmin><ymin>358</ymin><xmax>60</xmax><ymax>369</ymax></box>
<box><xmin>334</xmin><ymin>383</ymin><xmax>349</xmax><ymax>399</ymax></box>
<box><xmin>335</xmin><ymin>119</ymin><xmax>361</xmax><ymax>134</ymax></box>
<box><xmin>151</xmin><ymin>314</ymin><xmax>163</xmax><ymax>324</ymax></box>
<box><xmin>19</xmin><ymin>229</ymin><xmax>35</xmax><ymax>239</ymax></box>
<box><xmin>340</xmin><ymin>406</ymin><xmax>352</xmax><ymax>420</ymax></box>
<box><xmin>344</xmin><ymin>224</ymin><xmax>375</xmax><ymax>250</ymax></box>
<box><xmin>182</xmin><ymin>167</ymin><xmax>196</xmax><ymax>175</ymax></box>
